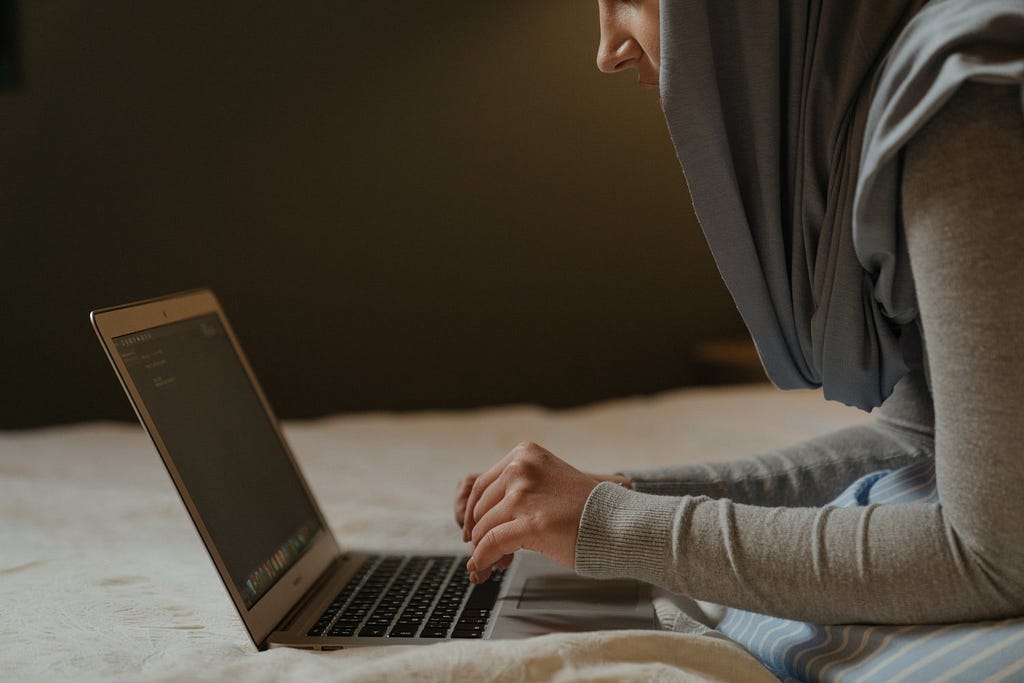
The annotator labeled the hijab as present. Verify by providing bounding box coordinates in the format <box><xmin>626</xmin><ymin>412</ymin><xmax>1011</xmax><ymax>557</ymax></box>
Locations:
<box><xmin>659</xmin><ymin>0</ymin><xmax>1024</xmax><ymax>411</ymax></box>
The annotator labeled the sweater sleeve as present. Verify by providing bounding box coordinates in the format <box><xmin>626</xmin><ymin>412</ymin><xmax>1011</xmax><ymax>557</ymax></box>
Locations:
<box><xmin>620</xmin><ymin>367</ymin><xmax>934</xmax><ymax>507</ymax></box>
<box><xmin>576</xmin><ymin>81</ymin><xmax>1024</xmax><ymax>624</ymax></box>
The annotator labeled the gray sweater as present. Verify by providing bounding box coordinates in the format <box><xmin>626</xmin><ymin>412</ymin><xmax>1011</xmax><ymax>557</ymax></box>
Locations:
<box><xmin>575</xmin><ymin>82</ymin><xmax>1024</xmax><ymax>625</ymax></box>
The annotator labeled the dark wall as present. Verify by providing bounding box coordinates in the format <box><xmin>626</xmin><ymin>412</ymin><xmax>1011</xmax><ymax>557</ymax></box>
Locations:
<box><xmin>0</xmin><ymin>1</ymin><xmax>747</xmax><ymax>428</ymax></box>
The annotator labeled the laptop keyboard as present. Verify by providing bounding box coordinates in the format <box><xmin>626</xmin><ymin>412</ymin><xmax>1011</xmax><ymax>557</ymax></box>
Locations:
<box><xmin>307</xmin><ymin>554</ymin><xmax>504</xmax><ymax>640</ymax></box>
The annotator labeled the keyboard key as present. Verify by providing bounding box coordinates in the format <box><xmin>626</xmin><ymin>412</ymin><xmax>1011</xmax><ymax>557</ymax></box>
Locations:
<box><xmin>419</xmin><ymin>627</ymin><xmax>449</xmax><ymax>638</ymax></box>
<box><xmin>398</xmin><ymin>610</ymin><xmax>425</xmax><ymax>618</ymax></box>
<box><xmin>328</xmin><ymin>626</ymin><xmax>356</xmax><ymax>637</ymax></box>
<box><xmin>388</xmin><ymin>626</ymin><xmax>418</xmax><ymax>637</ymax></box>
<box><xmin>400</xmin><ymin>609</ymin><xmax>427</xmax><ymax>618</ymax></box>
<box><xmin>358</xmin><ymin>626</ymin><xmax>387</xmax><ymax>637</ymax></box>
<box><xmin>455</xmin><ymin>616</ymin><xmax>489</xmax><ymax>625</ymax></box>
<box><xmin>334</xmin><ymin>619</ymin><xmax>362</xmax><ymax>628</ymax></box>
<box><xmin>426</xmin><ymin>619</ymin><xmax>453</xmax><ymax>629</ymax></box>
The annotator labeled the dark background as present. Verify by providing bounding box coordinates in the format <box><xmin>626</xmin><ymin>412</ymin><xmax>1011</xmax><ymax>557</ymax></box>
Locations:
<box><xmin>0</xmin><ymin>1</ymin><xmax>752</xmax><ymax>429</ymax></box>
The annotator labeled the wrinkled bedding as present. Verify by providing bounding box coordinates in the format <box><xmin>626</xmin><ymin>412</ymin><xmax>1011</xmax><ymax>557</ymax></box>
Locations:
<box><xmin>0</xmin><ymin>385</ymin><xmax>868</xmax><ymax>682</ymax></box>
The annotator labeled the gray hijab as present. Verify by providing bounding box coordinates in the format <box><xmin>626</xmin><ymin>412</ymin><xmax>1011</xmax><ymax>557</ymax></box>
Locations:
<box><xmin>659</xmin><ymin>0</ymin><xmax>1024</xmax><ymax>411</ymax></box>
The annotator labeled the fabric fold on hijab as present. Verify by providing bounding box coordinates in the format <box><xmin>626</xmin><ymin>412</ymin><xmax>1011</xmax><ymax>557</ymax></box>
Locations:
<box><xmin>659</xmin><ymin>0</ymin><xmax>1024</xmax><ymax>411</ymax></box>
<box><xmin>855</xmin><ymin>0</ymin><xmax>1024</xmax><ymax>321</ymax></box>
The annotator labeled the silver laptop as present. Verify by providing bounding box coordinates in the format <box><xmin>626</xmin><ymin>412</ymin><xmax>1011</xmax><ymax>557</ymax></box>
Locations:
<box><xmin>91</xmin><ymin>289</ymin><xmax>656</xmax><ymax>650</ymax></box>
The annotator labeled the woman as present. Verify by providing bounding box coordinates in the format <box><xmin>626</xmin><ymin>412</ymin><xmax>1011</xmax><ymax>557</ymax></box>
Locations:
<box><xmin>456</xmin><ymin>0</ymin><xmax>1024</xmax><ymax>678</ymax></box>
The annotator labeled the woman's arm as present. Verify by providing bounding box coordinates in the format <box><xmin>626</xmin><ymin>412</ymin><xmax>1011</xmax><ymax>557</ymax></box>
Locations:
<box><xmin>455</xmin><ymin>364</ymin><xmax>934</xmax><ymax>524</ymax></box>
<box><xmin>622</xmin><ymin>368</ymin><xmax>934</xmax><ymax>507</ymax></box>
<box><xmin>574</xmin><ymin>82</ymin><xmax>1024</xmax><ymax>623</ymax></box>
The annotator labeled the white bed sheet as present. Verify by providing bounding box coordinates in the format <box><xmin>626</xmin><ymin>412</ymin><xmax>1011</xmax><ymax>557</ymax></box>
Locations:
<box><xmin>0</xmin><ymin>384</ymin><xmax>868</xmax><ymax>682</ymax></box>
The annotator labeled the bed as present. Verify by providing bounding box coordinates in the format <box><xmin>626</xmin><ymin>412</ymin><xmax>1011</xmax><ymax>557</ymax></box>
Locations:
<box><xmin>1</xmin><ymin>384</ymin><xmax>870</xmax><ymax>682</ymax></box>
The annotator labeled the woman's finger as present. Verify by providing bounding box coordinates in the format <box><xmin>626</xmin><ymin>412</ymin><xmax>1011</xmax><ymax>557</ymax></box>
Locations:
<box><xmin>462</xmin><ymin>465</ymin><xmax>502</xmax><ymax>541</ymax></box>
<box><xmin>469</xmin><ymin>466</ymin><xmax>517</xmax><ymax>531</ymax></box>
<box><xmin>453</xmin><ymin>474</ymin><xmax>477</xmax><ymax>526</ymax></box>
<box><xmin>468</xmin><ymin>519</ymin><xmax>530</xmax><ymax>583</ymax></box>
<box><xmin>470</xmin><ymin>495</ymin><xmax>519</xmax><ymax>547</ymax></box>
<box><xmin>462</xmin><ymin>447</ymin><xmax>522</xmax><ymax>541</ymax></box>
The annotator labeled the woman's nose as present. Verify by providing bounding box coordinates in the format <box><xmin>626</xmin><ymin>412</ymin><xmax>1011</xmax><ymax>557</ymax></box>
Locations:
<box><xmin>596</xmin><ymin>35</ymin><xmax>642</xmax><ymax>73</ymax></box>
<box><xmin>596</xmin><ymin>3</ymin><xmax>643</xmax><ymax>74</ymax></box>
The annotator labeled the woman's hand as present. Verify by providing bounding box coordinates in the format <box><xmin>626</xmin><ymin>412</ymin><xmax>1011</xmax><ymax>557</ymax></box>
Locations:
<box><xmin>454</xmin><ymin>466</ymin><xmax>631</xmax><ymax>529</ymax></box>
<box><xmin>453</xmin><ymin>442</ymin><xmax>630</xmax><ymax>583</ymax></box>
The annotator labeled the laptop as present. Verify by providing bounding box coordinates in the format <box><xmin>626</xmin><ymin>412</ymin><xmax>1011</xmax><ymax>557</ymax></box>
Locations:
<box><xmin>91</xmin><ymin>289</ymin><xmax>656</xmax><ymax>650</ymax></box>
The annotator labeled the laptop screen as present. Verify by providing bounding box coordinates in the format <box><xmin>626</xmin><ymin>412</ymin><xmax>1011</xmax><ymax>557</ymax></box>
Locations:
<box><xmin>114</xmin><ymin>313</ymin><xmax>321</xmax><ymax>609</ymax></box>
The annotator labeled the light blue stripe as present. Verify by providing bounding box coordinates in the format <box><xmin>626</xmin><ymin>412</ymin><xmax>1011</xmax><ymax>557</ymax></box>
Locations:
<box><xmin>884</xmin><ymin>470</ymin><xmax>936</xmax><ymax>504</ymax></box>
<box><xmin>894</xmin><ymin>621</ymin><xmax>1021</xmax><ymax>681</ymax></box>
<box><xmin>848</xmin><ymin>623</ymin><xmax>958</xmax><ymax>681</ymax></box>
<box><xmin>931</xmin><ymin>627</ymin><xmax>1024</xmax><ymax>682</ymax></box>
<box><xmin>864</xmin><ymin>465</ymin><xmax>918</xmax><ymax>499</ymax></box>
<box><xmin>982</xmin><ymin>654</ymin><xmax>1024</xmax><ymax>682</ymax></box>
<box><xmin>756</xmin><ymin>616</ymin><xmax>799</xmax><ymax>660</ymax></box>
<box><xmin>884</xmin><ymin>623</ymin><xmax>991</xmax><ymax>682</ymax></box>
<box><xmin>727</xmin><ymin>609</ymin><xmax>755</xmax><ymax>643</ymax></box>
<box><xmin>866</xmin><ymin>461</ymin><xmax>934</xmax><ymax>503</ymax></box>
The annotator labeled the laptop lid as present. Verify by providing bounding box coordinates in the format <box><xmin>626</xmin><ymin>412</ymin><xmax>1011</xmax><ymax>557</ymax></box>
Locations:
<box><xmin>90</xmin><ymin>289</ymin><xmax>342</xmax><ymax>649</ymax></box>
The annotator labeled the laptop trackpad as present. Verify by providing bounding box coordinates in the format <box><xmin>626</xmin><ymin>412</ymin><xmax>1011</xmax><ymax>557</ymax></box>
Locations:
<box><xmin>517</xmin><ymin>575</ymin><xmax>639</xmax><ymax>612</ymax></box>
